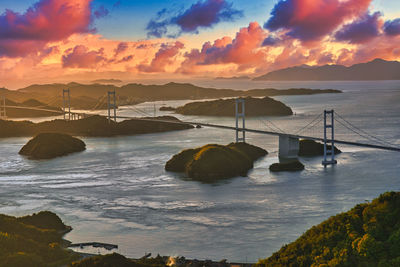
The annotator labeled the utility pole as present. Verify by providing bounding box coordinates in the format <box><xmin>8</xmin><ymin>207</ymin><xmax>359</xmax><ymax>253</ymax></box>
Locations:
<box><xmin>62</xmin><ymin>89</ymin><xmax>71</xmax><ymax>120</ymax></box>
<box><xmin>322</xmin><ymin>109</ymin><xmax>337</xmax><ymax>166</ymax></box>
<box><xmin>235</xmin><ymin>98</ymin><xmax>245</xmax><ymax>143</ymax></box>
<box><xmin>107</xmin><ymin>90</ymin><xmax>117</xmax><ymax>123</ymax></box>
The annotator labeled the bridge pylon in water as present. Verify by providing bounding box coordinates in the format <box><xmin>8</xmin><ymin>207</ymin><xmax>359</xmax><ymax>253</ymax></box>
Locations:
<box><xmin>322</xmin><ymin>109</ymin><xmax>337</xmax><ymax>167</ymax></box>
<box><xmin>235</xmin><ymin>98</ymin><xmax>246</xmax><ymax>143</ymax></box>
<box><xmin>107</xmin><ymin>90</ymin><xmax>117</xmax><ymax>123</ymax></box>
<box><xmin>62</xmin><ymin>89</ymin><xmax>71</xmax><ymax>120</ymax></box>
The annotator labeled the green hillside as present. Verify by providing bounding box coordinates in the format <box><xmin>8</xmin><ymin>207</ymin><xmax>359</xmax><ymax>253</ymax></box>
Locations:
<box><xmin>257</xmin><ymin>192</ymin><xmax>400</xmax><ymax>267</ymax></box>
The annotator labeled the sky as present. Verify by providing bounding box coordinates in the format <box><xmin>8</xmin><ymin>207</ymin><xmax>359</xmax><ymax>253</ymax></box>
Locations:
<box><xmin>0</xmin><ymin>0</ymin><xmax>400</xmax><ymax>89</ymax></box>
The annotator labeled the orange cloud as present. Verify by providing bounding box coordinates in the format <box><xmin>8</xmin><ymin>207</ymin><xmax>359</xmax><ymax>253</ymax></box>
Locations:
<box><xmin>0</xmin><ymin>0</ymin><xmax>93</xmax><ymax>57</ymax></box>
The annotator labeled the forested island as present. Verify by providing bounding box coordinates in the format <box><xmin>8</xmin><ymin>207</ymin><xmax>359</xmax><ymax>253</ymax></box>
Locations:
<box><xmin>175</xmin><ymin>97</ymin><xmax>293</xmax><ymax>117</ymax></box>
<box><xmin>19</xmin><ymin>133</ymin><xmax>86</xmax><ymax>159</ymax></box>
<box><xmin>0</xmin><ymin>115</ymin><xmax>193</xmax><ymax>138</ymax></box>
<box><xmin>166</xmin><ymin>142</ymin><xmax>268</xmax><ymax>181</ymax></box>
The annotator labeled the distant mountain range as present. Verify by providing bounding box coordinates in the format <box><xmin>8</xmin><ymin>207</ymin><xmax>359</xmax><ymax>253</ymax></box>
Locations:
<box><xmin>91</xmin><ymin>79</ymin><xmax>123</xmax><ymax>84</ymax></box>
<box><xmin>254</xmin><ymin>59</ymin><xmax>400</xmax><ymax>81</ymax></box>
<box><xmin>1</xmin><ymin>82</ymin><xmax>340</xmax><ymax>111</ymax></box>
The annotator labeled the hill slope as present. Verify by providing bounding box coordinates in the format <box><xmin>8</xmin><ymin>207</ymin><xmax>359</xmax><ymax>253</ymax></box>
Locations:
<box><xmin>257</xmin><ymin>191</ymin><xmax>400</xmax><ymax>266</ymax></box>
<box><xmin>254</xmin><ymin>59</ymin><xmax>400</xmax><ymax>81</ymax></box>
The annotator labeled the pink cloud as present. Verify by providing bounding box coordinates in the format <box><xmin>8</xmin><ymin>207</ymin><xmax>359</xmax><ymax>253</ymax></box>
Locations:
<box><xmin>264</xmin><ymin>0</ymin><xmax>372</xmax><ymax>42</ymax></box>
<box><xmin>138</xmin><ymin>41</ymin><xmax>184</xmax><ymax>73</ymax></box>
<box><xmin>62</xmin><ymin>45</ymin><xmax>106</xmax><ymax>68</ymax></box>
<box><xmin>0</xmin><ymin>0</ymin><xmax>93</xmax><ymax>58</ymax></box>
<box><xmin>179</xmin><ymin>22</ymin><xmax>266</xmax><ymax>73</ymax></box>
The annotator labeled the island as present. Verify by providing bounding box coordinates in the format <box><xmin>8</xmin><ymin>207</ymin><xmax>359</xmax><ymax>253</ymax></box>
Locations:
<box><xmin>269</xmin><ymin>160</ymin><xmax>305</xmax><ymax>172</ymax></box>
<box><xmin>165</xmin><ymin>142</ymin><xmax>268</xmax><ymax>181</ymax></box>
<box><xmin>299</xmin><ymin>139</ymin><xmax>342</xmax><ymax>157</ymax></box>
<box><xmin>19</xmin><ymin>133</ymin><xmax>86</xmax><ymax>159</ymax></box>
<box><xmin>159</xmin><ymin>106</ymin><xmax>176</xmax><ymax>111</ymax></box>
<box><xmin>257</xmin><ymin>191</ymin><xmax>400</xmax><ymax>266</ymax></box>
<box><xmin>0</xmin><ymin>115</ymin><xmax>193</xmax><ymax>138</ymax></box>
<box><xmin>175</xmin><ymin>97</ymin><xmax>293</xmax><ymax>117</ymax></box>
<box><xmin>1</xmin><ymin>82</ymin><xmax>341</xmax><ymax>116</ymax></box>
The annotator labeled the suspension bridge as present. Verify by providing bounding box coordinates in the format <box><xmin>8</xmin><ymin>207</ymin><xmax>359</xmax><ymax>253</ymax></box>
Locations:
<box><xmin>1</xmin><ymin>89</ymin><xmax>399</xmax><ymax>166</ymax></box>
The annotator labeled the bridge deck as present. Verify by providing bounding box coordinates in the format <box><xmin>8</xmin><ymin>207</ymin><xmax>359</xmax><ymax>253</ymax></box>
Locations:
<box><xmin>2</xmin><ymin>105</ymin><xmax>398</xmax><ymax>152</ymax></box>
<box><xmin>115</xmin><ymin>116</ymin><xmax>400</xmax><ymax>152</ymax></box>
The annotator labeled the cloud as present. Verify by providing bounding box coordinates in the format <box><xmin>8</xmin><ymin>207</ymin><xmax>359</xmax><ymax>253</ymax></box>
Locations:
<box><xmin>138</xmin><ymin>41</ymin><xmax>184</xmax><ymax>72</ymax></box>
<box><xmin>0</xmin><ymin>0</ymin><xmax>94</xmax><ymax>58</ymax></box>
<box><xmin>179</xmin><ymin>22</ymin><xmax>266</xmax><ymax>73</ymax></box>
<box><xmin>62</xmin><ymin>45</ymin><xmax>106</xmax><ymax>68</ymax></box>
<box><xmin>146</xmin><ymin>0</ymin><xmax>243</xmax><ymax>38</ymax></box>
<box><xmin>262</xmin><ymin>35</ymin><xmax>280</xmax><ymax>46</ymax></box>
<box><xmin>335</xmin><ymin>12</ymin><xmax>382</xmax><ymax>44</ymax></box>
<box><xmin>93</xmin><ymin>5</ymin><xmax>109</xmax><ymax>19</ymax></box>
<box><xmin>114</xmin><ymin>42</ymin><xmax>129</xmax><ymax>57</ymax></box>
<box><xmin>264</xmin><ymin>0</ymin><xmax>372</xmax><ymax>42</ymax></box>
<box><xmin>384</xmin><ymin>18</ymin><xmax>400</xmax><ymax>36</ymax></box>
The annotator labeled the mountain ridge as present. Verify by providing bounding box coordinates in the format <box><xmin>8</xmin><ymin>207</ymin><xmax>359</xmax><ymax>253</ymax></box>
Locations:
<box><xmin>254</xmin><ymin>58</ymin><xmax>400</xmax><ymax>81</ymax></box>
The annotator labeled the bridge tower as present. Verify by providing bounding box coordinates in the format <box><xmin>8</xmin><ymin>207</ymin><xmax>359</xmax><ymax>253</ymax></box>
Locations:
<box><xmin>63</xmin><ymin>89</ymin><xmax>71</xmax><ymax>120</ymax></box>
<box><xmin>322</xmin><ymin>110</ymin><xmax>337</xmax><ymax>166</ymax></box>
<box><xmin>107</xmin><ymin>90</ymin><xmax>117</xmax><ymax>123</ymax></box>
<box><xmin>0</xmin><ymin>95</ymin><xmax>6</xmax><ymax>120</ymax></box>
<box><xmin>235</xmin><ymin>98</ymin><xmax>245</xmax><ymax>143</ymax></box>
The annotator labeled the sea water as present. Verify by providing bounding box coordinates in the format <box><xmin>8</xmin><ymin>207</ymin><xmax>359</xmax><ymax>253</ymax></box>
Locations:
<box><xmin>0</xmin><ymin>81</ymin><xmax>399</xmax><ymax>262</ymax></box>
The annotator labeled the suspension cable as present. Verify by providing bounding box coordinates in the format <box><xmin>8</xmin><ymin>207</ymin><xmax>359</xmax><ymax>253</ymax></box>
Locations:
<box><xmin>293</xmin><ymin>112</ymin><xmax>323</xmax><ymax>135</ymax></box>
<box><xmin>334</xmin><ymin>111</ymin><xmax>398</xmax><ymax>147</ymax></box>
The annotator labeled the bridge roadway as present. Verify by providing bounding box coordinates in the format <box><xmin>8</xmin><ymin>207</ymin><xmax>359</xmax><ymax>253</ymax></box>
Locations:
<box><xmin>2</xmin><ymin>105</ymin><xmax>399</xmax><ymax>152</ymax></box>
<box><xmin>115</xmin><ymin>116</ymin><xmax>400</xmax><ymax>152</ymax></box>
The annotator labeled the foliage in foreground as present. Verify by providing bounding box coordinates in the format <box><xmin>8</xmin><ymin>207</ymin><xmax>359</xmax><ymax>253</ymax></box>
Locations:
<box><xmin>257</xmin><ymin>192</ymin><xmax>400</xmax><ymax>267</ymax></box>
<box><xmin>0</xmin><ymin>211</ymin><xmax>79</xmax><ymax>267</ymax></box>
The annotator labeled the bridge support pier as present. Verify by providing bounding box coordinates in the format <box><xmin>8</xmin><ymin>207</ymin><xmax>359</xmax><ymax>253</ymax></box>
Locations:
<box><xmin>107</xmin><ymin>90</ymin><xmax>117</xmax><ymax>123</ymax></box>
<box><xmin>279</xmin><ymin>135</ymin><xmax>299</xmax><ymax>159</ymax></box>
<box><xmin>322</xmin><ymin>110</ymin><xmax>337</xmax><ymax>167</ymax></box>
<box><xmin>235</xmin><ymin>98</ymin><xmax>245</xmax><ymax>143</ymax></box>
<box><xmin>63</xmin><ymin>89</ymin><xmax>71</xmax><ymax>120</ymax></box>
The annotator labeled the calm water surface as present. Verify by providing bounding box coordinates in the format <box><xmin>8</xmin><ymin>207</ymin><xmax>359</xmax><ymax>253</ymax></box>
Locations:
<box><xmin>0</xmin><ymin>81</ymin><xmax>399</xmax><ymax>262</ymax></box>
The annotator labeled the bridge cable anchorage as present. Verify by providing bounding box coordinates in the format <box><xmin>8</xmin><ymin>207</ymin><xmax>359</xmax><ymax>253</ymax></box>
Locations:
<box><xmin>334</xmin><ymin>111</ymin><xmax>399</xmax><ymax>148</ymax></box>
<box><xmin>322</xmin><ymin>110</ymin><xmax>337</xmax><ymax>167</ymax></box>
<box><xmin>235</xmin><ymin>98</ymin><xmax>246</xmax><ymax>143</ymax></box>
<box><xmin>293</xmin><ymin>112</ymin><xmax>323</xmax><ymax>135</ymax></box>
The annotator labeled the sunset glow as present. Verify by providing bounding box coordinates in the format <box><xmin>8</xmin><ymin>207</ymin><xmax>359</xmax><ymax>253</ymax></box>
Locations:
<box><xmin>1</xmin><ymin>0</ymin><xmax>400</xmax><ymax>88</ymax></box>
